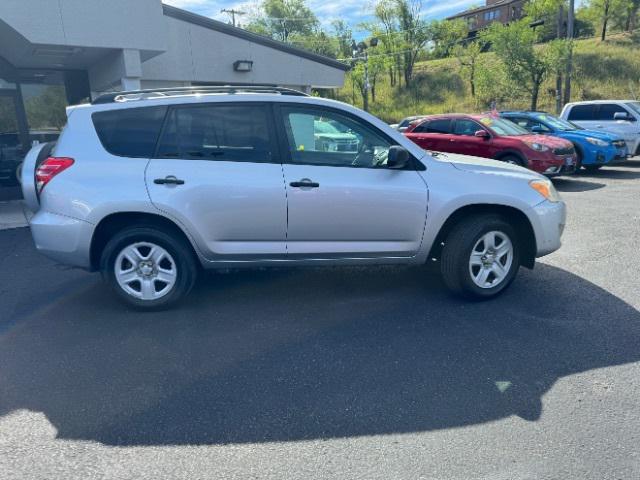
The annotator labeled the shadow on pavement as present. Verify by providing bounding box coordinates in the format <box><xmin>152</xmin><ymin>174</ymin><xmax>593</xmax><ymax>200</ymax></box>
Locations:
<box><xmin>1</xmin><ymin>261</ymin><xmax>639</xmax><ymax>446</ymax></box>
<box><xmin>552</xmin><ymin>178</ymin><xmax>605</xmax><ymax>192</ymax></box>
<box><xmin>575</xmin><ymin>168</ymin><xmax>640</xmax><ymax>180</ymax></box>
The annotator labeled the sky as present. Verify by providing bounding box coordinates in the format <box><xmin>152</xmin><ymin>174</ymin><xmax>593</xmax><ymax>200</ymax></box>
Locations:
<box><xmin>163</xmin><ymin>0</ymin><xmax>480</xmax><ymax>38</ymax></box>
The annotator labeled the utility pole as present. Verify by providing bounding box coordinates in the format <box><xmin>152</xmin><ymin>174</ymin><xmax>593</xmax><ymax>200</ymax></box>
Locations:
<box><xmin>351</xmin><ymin>39</ymin><xmax>378</xmax><ymax>112</ymax></box>
<box><xmin>220</xmin><ymin>8</ymin><xmax>245</xmax><ymax>27</ymax></box>
<box><xmin>564</xmin><ymin>0</ymin><xmax>575</xmax><ymax>105</ymax></box>
<box><xmin>555</xmin><ymin>4</ymin><xmax>564</xmax><ymax>114</ymax></box>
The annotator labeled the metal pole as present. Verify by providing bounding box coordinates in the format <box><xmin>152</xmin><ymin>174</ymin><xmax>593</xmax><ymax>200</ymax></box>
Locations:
<box><xmin>363</xmin><ymin>51</ymin><xmax>369</xmax><ymax>112</ymax></box>
<box><xmin>564</xmin><ymin>0</ymin><xmax>575</xmax><ymax>105</ymax></box>
<box><xmin>555</xmin><ymin>4</ymin><xmax>564</xmax><ymax>114</ymax></box>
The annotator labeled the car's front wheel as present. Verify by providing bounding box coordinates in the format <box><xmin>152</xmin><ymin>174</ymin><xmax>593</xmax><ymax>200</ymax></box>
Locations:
<box><xmin>100</xmin><ymin>226</ymin><xmax>197</xmax><ymax>310</ymax></box>
<box><xmin>440</xmin><ymin>215</ymin><xmax>521</xmax><ymax>299</ymax></box>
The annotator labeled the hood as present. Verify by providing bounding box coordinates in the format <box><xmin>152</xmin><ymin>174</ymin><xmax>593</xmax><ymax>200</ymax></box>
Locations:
<box><xmin>558</xmin><ymin>129</ymin><xmax>622</xmax><ymax>142</ymax></box>
<box><xmin>517</xmin><ymin>134</ymin><xmax>572</xmax><ymax>148</ymax></box>
<box><xmin>433</xmin><ymin>152</ymin><xmax>544</xmax><ymax>180</ymax></box>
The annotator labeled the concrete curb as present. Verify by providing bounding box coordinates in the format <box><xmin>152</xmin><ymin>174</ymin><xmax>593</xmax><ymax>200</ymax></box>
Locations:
<box><xmin>0</xmin><ymin>200</ymin><xmax>30</xmax><ymax>230</ymax></box>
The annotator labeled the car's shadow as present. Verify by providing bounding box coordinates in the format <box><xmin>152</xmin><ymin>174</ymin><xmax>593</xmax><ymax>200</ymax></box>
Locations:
<box><xmin>552</xmin><ymin>178</ymin><xmax>605</xmax><ymax>192</ymax></box>
<box><xmin>575</xmin><ymin>167</ymin><xmax>640</xmax><ymax>180</ymax></box>
<box><xmin>1</xmin><ymin>264</ymin><xmax>639</xmax><ymax>446</ymax></box>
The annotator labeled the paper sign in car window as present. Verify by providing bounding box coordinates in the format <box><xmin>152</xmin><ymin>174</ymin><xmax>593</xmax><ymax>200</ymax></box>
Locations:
<box><xmin>480</xmin><ymin>117</ymin><xmax>493</xmax><ymax>126</ymax></box>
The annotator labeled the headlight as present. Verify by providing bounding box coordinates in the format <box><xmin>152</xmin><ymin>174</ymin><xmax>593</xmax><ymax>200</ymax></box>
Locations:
<box><xmin>523</xmin><ymin>140</ymin><xmax>550</xmax><ymax>152</ymax></box>
<box><xmin>585</xmin><ymin>137</ymin><xmax>609</xmax><ymax>147</ymax></box>
<box><xmin>529</xmin><ymin>179</ymin><xmax>561</xmax><ymax>203</ymax></box>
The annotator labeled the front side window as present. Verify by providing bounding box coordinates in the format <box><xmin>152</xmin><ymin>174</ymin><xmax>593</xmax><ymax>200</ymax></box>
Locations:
<box><xmin>156</xmin><ymin>104</ymin><xmax>274</xmax><ymax>162</ymax></box>
<box><xmin>280</xmin><ymin>106</ymin><xmax>394</xmax><ymax>168</ymax></box>
<box><xmin>453</xmin><ymin>119</ymin><xmax>483</xmax><ymax>136</ymax></box>
<box><xmin>597</xmin><ymin>103</ymin><xmax>632</xmax><ymax>121</ymax></box>
<box><xmin>93</xmin><ymin>106</ymin><xmax>167</xmax><ymax>158</ymax></box>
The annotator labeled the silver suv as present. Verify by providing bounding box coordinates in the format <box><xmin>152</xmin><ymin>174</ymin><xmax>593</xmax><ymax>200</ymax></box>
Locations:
<box><xmin>21</xmin><ymin>86</ymin><xmax>566</xmax><ymax>309</ymax></box>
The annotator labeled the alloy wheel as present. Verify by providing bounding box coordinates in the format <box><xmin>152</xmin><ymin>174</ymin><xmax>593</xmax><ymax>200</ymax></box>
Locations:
<box><xmin>114</xmin><ymin>242</ymin><xmax>177</xmax><ymax>300</ymax></box>
<box><xmin>468</xmin><ymin>231</ymin><xmax>514</xmax><ymax>289</ymax></box>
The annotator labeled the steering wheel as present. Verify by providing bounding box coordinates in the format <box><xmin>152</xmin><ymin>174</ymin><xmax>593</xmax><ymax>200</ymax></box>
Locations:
<box><xmin>351</xmin><ymin>139</ymin><xmax>376</xmax><ymax>167</ymax></box>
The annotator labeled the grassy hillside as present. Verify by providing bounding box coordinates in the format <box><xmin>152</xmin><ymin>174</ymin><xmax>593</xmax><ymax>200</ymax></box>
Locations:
<box><xmin>332</xmin><ymin>32</ymin><xmax>640</xmax><ymax>123</ymax></box>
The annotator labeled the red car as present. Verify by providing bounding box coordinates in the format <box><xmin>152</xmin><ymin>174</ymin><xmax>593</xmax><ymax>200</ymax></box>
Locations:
<box><xmin>404</xmin><ymin>114</ymin><xmax>577</xmax><ymax>176</ymax></box>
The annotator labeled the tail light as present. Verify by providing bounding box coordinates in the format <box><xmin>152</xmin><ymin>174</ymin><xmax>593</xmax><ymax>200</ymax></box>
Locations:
<box><xmin>35</xmin><ymin>157</ymin><xmax>74</xmax><ymax>193</ymax></box>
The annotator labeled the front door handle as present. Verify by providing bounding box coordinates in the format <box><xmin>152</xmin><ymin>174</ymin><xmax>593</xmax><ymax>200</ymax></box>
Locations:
<box><xmin>154</xmin><ymin>175</ymin><xmax>184</xmax><ymax>185</ymax></box>
<box><xmin>290</xmin><ymin>179</ymin><xmax>319</xmax><ymax>188</ymax></box>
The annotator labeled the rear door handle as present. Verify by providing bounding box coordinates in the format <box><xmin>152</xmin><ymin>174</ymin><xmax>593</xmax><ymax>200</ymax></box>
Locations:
<box><xmin>154</xmin><ymin>175</ymin><xmax>184</xmax><ymax>185</ymax></box>
<box><xmin>290</xmin><ymin>179</ymin><xmax>319</xmax><ymax>188</ymax></box>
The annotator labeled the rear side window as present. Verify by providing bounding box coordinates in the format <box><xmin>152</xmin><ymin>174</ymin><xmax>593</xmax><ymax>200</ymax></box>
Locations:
<box><xmin>567</xmin><ymin>104</ymin><xmax>596</xmax><ymax>121</ymax></box>
<box><xmin>92</xmin><ymin>106</ymin><xmax>167</xmax><ymax>157</ymax></box>
<box><xmin>415</xmin><ymin>119</ymin><xmax>451</xmax><ymax>134</ymax></box>
<box><xmin>156</xmin><ymin>104</ymin><xmax>274</xmax><ymax>162</ymax></box>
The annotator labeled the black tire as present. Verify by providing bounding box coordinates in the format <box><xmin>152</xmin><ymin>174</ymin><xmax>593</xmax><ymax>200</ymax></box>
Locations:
<box><xmin>574</xmin><ymin>148</ymin><xmax>583</xmax><ymax>171</ymax></box>
<box><xmin>584</xmin><ymin>164</ymin><xmax>602</xmax><ymax>172</ymax></box>
<box><xmin>440</xmin><ymin>215</ymin><xmax>521</xmax><ymax>300</ymax></box>
<box><xmin>100</xmin><ymin>226</ymin><xmax>198</xmax><ymax>310</ymax></box>
<box><xmin>501</xmin><ymin>154</ymin><xmax>525</xmax><ymax>167</ymax></box>
<box><xmin>15</xmin><ymin>162</ymin><xmax>23</xmax><ymax>185</ymax></box>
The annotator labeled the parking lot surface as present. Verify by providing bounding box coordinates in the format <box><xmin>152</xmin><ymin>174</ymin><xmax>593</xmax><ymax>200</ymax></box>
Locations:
<box><xmin>1</xmin><ymin>161</ymin><xmax>639</xmax><ymax>480</ymax></box>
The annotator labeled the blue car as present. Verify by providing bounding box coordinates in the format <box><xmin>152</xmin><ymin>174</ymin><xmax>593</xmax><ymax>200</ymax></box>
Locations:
<box><xmin>500</xmin><ymin>111</ymin><xmax>629</xmax><ymax>171</ymax></box>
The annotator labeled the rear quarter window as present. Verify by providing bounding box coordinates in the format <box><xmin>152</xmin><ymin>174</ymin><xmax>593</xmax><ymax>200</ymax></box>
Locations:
<box><xmin>92</xmin><ymin>106</ymin><xmax>167</xmax><ymax>157</ymax></box>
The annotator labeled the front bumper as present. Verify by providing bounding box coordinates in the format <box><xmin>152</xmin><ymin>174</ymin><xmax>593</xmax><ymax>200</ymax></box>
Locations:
<box><xmin>530</xmin><ymin>200</ymin><xmax>566</xmax><ymax>258</ymax></box>
<box><xmin>29</xmin><ymin>210</ymin><xmax>93</xmax><ymax>269</ymax></box>
<box><xmin>529</xmin><ymin>152</ymin><xmax>576</xmax><ymax>176</ymax></box>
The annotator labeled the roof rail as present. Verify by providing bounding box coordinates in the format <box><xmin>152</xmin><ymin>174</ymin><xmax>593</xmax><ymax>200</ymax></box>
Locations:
<box><xmin>92</xmin><ymin>85</ymin><xmax>309</xmax><ymax>104</ymax></box>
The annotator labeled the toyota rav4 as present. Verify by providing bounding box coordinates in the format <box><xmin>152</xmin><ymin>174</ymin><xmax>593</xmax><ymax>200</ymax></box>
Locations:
<box><xmin>21</xmin><ymin>86</ymin><xmax>566</xmax><ymax>309</ymax></box>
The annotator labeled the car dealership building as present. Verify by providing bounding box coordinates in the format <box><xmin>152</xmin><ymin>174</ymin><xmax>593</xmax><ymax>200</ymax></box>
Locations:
<box><xmin>0</xmin><ymin>0</ymin><xmax>347</xmax><ymax>187</ymax></box>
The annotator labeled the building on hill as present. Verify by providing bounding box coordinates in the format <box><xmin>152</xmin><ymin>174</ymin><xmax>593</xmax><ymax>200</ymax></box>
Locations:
<box><xmin>447</xmin><ymin>0</ymin><xmax>527</xmax><ymax>38</ymax></box>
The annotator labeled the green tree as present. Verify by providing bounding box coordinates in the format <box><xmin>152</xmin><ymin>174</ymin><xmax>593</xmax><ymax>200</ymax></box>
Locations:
<box><xmin>351</xmin><ymin>50</ymin><xmax>389</xmax><ymax>111</ymax></box>
<box><xmin>428</xmin><ymin>19</ymin><xmax>468</xmax><ymax>58</ymax></box>
<box><xmin>372</xmin><ymin>0</ymin><xmax>404</xmax><ymax>87</ymax></box>
<box><xmin>453</xmin><ymin>39</ymin><xmax>486</xmax><ymax>97</ymax></box>
<box><xmin>485</xmin><ymin>20</ymin><xmax>570</xmax><ymax>110</ymax></box>
<box><xmin>246</xmin><ymin>0</ymin><xmax>318</xmax><ymax>42</ymax></box>
<box><xmin>394</xmin><ymin>0</ymin><xmax>430</xmax><ymax>85</ymax></box>
<box><xmin>582</xmin><ymin>0</ymin><xmax>632</xmax><ymax>41</ymax></box>
<box><xmin>331</xmin><ymin>20</ymin><xmax>354</xmax><ymax>59</ymax></box>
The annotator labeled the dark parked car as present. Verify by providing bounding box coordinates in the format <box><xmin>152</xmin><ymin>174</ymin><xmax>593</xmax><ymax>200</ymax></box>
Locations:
<box><xmin>0</xmin><ymin>129</ymin><xmax>59</xmax><ymax>184</ymax></box>
<box><xmin>404</xmin><ymin>114</ymin><xmax>577</xmax><ymax>176</ymax></box>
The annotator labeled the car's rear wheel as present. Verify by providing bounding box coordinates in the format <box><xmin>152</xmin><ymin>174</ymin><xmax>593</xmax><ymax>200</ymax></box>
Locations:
<box><xmin>584</xmin><ymin>164</ymin><xmax>602</xmax><ymax>172</ymax></box>
<box><xmin>100</xmin><ymin>226</ymin><xmax>197</xmax><ymax>310</ymax></box>
<box><xmin>440</xmin><ymin>215</ymin><xmax>521</xmax><ymax>299</ymax></box>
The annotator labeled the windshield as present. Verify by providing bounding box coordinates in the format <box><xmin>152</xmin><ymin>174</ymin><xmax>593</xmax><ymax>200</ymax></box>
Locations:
<box><xmin>478</xmin><ymin>116</ymin><xmax>529</xmax><ymax>136</ymax></box>
<box><xmin>533</xmin><ymin>113</ymin><xmax>579</xmax><ymax>131</ymax></box>
<box><xmin>626</xmin><ymin>101</ymin><xmax>640</xmax><ymax>115</ymax></box>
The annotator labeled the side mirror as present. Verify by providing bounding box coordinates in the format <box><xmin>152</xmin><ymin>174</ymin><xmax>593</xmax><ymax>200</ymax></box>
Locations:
<box><xmin>614</xmin><ymin>111</ymin><xmax>633</xmax><ymax>121</ymax></box>
<box><xmin>387</xmin><ymin>145</ymin><xmax>409</xmax><ymax>169</ymax></box>
<box><xmin>474</xmin><ymin>129</ymin><xmax>490</xmax><ymax>139</ymax></box>
<box><xmin>531</xmin><ymin>125</ymin><xmax>545</xmax><ymax>133</ymax></box>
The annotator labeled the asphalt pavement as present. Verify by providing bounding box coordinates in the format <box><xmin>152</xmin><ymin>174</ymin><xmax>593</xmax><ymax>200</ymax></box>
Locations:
<box><xmin>1</xmin><ymin>161</ymin><xmax>639</xmax><ymax>479</ymax></box>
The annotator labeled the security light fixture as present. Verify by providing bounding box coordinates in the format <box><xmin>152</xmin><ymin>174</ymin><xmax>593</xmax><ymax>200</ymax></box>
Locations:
<box><xmin>233</xmin><ymin>60</ymin><xmax>253</xmax><ymax>72</ymax></box>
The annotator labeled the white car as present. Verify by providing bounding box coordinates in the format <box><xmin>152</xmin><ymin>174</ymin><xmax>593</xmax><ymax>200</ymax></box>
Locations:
<box><xmin>560</xmin><ymin>100</ymin><xmax>640</xmax><ymax>157</ymax></box>
<box><xmin>22</xmin><ymin>86</ymin><xmax>566</xmax><ymax>309</ymax></box>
